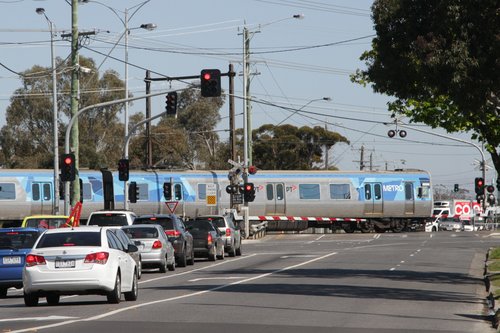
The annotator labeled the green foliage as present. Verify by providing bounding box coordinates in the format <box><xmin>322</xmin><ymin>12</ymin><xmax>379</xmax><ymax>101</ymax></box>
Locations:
<box><xmin>352</xmin><ymin>0</ymin><xmax>500</xmax><ymax>177</ymax></box>
<box><xmin>490</xmin><ymin>248</ymin><xmax>500</xmax><ymax>260</ymax></box>
<box><xmin>251</xmin><ymin>124</ymin><xmax>349</xmax><ymax>170</ymax></box>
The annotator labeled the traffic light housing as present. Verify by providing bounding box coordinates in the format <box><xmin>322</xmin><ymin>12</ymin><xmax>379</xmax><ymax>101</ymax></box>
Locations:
<box><xmin>454</xmin><ymin>184</ymin><xmax>459</xmax><ymax>192</ymax></box>
<box><xmin>200</xmin><ymin>69</ymin><xmax>221</xmax><ymax>97</ymax></box>
<box><xmin>118</xmin><ymin>159</ymin><xmax>129</xmax><ymax>181</ymax></box>
<box><xmin>163</xmin><ymin>182</ymin><xmax>172</xmax><ymax>200</ymax></box>
<box><xmin>165</xmin><ymin>91</ymin><xmax>177</xmax><ymax>115</ymax></box>
<box><xmin>243</xmin><ymin>182</ymin><xmax>256</xmax><ymax>202</ymax></box>
<box><xmin>226</xmin><ymin>185</ymin><xmax>238</xmax><ymax>194</ymax></box>
<box><xmin>475</xmin><ymin>177</ymin><xmax>484</xmax><ymax>195</ymax></box>
<box><xmin>487</xmin><ymin>185</ymin><xmax>495</xmax><ymax>193</ymax></box>
<box><xmin>129</xmin><ymin>181</ymin><xmax>139</xmax><ymax>203</ymax></box>
<box><xmin>60</xmin><ymin>153</ymin><xmax>76</xmax><ymax>182</ymax></box>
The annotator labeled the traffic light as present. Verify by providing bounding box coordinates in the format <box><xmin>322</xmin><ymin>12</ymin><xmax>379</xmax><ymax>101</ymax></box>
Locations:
<box><xmin>454</xmin><ymin>184</ymin><xmax>459</xmax><ymax>192</ymax></box>
<box><xmin>226</xmin><ymin>185</ymin><xmax>238</xmax><ymax>194</ymax></box>
<box><xmin>129</xmin><ymin>181</ymin><xmax>139</xmax><ymax>203</ymax></box>
<box><xmin>163</xmin><ymin>182</ymin><xmax>172</xmax><ymax>200</ymax></box>
<box><xmin>243</xmin><ymin>182</ymin><xmax>256</xmax><ymax>202</ymax></box>
<box><xmin>118</xmin><ymin>158</ymin><xmax>129</xmax><ymax>181</ymax></box>
<box><xmin>200</xmin><ymin>69</ymin><xmax>221</xmax><ymax>97</ymax></box>
<box><xmin>487</xmin><ymin>185</ymin><xmax>495</xmax><ymax>193</ymax></box>
<box><xmin>165</xmin><ymin>91</ymin><xmax>177</xmax><ymax>115</ymax></box>
<box><xmin>475</xmin><ymin>177</ymin><xmax>484</xmax><ymax>195</ymax></box>
<box><xmin>60</xmin><ymin>153</ymin><xmax>76</xmax><ymax>181</ymax></box>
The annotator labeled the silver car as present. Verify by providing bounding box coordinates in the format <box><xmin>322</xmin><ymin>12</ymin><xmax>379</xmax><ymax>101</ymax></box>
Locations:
<box><xmin>193</xmin><ymin>215</ymin><xmax>242</xmax><ymax>257</ymax></box>
<box><xmin>438</xmin><ymin>218</ymin><xmax>464</xmax><ymax>232</ymax></box>
<box><xmin>122</xmin><ymin>225</ymin><xmax>175</xmax><ymax>273</ymax></box>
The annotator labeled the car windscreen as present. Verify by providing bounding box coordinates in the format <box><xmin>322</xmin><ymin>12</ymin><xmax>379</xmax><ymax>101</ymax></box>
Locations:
<box><xmin>123</xmin><ymin>227</ymin><xmax>159</xmax><ymax>239</ymax></box>
<box><xmin>25</xmin><ymin>218</ymin><xmax>67</xmax><ymax>229</ymax></box>
<box><xmin>134</xmin><ymin>217</ymin><xmax>174</xmax><ymax>230</ymax></box>
<box><xmin>0</xmin><ymin>231</ymin><xmax>41</xmax><ymax>249</ymax></box>
<box><xmin>185</xmin><ymin>220</ymin><xmax>213</xmax><ymax>231</ymax></box>
<box><xmin>36</xmin><ymin>232</ymin><xmax>101</xmax><ymax>248</ymax></box>
<box><xmin>88</xmin><ymin>214</ymin><xmax>129</xmax><ymax>226</ymax></box>
<box><xmin>195</xmin><ymin>217</ymin><xmax>225</xmax><ymax>228</ymax></box>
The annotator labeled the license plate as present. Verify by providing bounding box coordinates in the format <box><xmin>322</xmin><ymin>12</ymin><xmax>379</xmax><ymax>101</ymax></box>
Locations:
<box><xmin>55</xmin><ymin>259</ymin><xmax>75</xmax><ymax>268</ymax></box>
<box><xmin>2</xmin><ymin>256</ymin><xmax>21</xmax><ymax>265</ymax></box>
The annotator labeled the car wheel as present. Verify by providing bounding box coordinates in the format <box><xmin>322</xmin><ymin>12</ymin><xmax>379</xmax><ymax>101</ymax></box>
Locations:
<box><xmin>46</xmin><ymin>293</ymin><xmax>60</xmax><ymax>306</ymax></box>
<box><xmin>168</xmin><ymin>256</ymin><xmax>176</xmax><ymax>271</ymax></box>
<box><xmin>124</xmin><ymin>271</ymin><xmax>138</xmax><ymax>301</ymax></box>
<box><xmin>107</xmin><ymin>273</ymin><xmax>121</xmax><ymax>304</ymax></box>
<box><xmin>229</xmin><ymin>243</ymin><xmax>237</xmax><ymax>257</ymax></box>
<box><xmin>187</xmin><ymin>247</ymin><xmax>195</xmax><ymax>266</ymax></box>
<box><xmin>217</xmin><ymin>243</ymin><xmax>225</xmax><ymax>260</ymax></box>
<box><xmin>137</xmin><ymin>259</ymin><xmax>142</xmax><ymax>279</ymax></box>
<box><xmin>159</xmin><ymin>257</ymin><xmax>168</xmax><ymax>273</ymax></box>
<box><xmin>177</xmin><ymin>246</ymin><xmax>187</xmax><ymax>267</ymax></box>
<box><xmin>0</xmin><ymin>287</ymin><xmax>7</xmax><ymax>298</ymax></box>
<box><xmin>24</xmin><ymin>292</ymin><xmax>39</xmax><ymax>307</ymax></box>
<box><xmin>236</xmin><ymin>242</ymin><xmax>242</xmax><ymax>256</ymax></box>
<box><xmin>208</xmin><ymin>247</ymin><xmax>216</xmax><ymax>261</ymax></box>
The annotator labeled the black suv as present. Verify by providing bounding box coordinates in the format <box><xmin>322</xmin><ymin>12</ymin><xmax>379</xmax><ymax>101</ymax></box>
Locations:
<box><xmin>133</xmin><ymin>214</ymin><xmax>194</xmax><ymax>267</ymax></box>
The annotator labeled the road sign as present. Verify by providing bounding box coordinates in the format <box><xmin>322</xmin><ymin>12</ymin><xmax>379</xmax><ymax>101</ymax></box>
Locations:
<box><xmin>206</xmin><ymin>183</ymin><xmax>217</xmax><ymax>206</ymax></box>
<box><xmin>232</xmin><ymin>193</ymin><xmax>243</xmax><ymax>204</ymax></box>
<box><xmin>227</xmin><ymin>159</ymin><xmax>243</xmax><ymax>168</ymax></box>
<box><xmin>165</xmin><ymin>201</ymin><xmax>178</xmax><ymax>213</ymax></box>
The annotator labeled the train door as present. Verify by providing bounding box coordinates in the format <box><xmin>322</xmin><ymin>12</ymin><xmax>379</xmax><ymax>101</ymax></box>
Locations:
<box><xmin>265</xmin><ymin>183</ymin><xmax>285</xmax><ymax>215</ymax></box>
<box><xmin>404</xmin><ymin>182</ymin><xmax>415</xmax><ymax>214</ymax></box>
<box><xmin>363</xmin><ymin>183</ymin><xmax>383</xmax><ymax>214</ymax></box>
<box><xmin>31</xmin><ymin>181</ymin><xmax>53</xmax><ymax>215</ymax></box>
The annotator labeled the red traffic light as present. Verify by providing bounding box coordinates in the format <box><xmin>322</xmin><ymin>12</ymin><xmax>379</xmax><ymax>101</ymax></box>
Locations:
<box><xmin>63</xmin><ymin>156</ymin><xmax>73</xmax><ymax>165</ymax></box>
<box><xmin>203</xmin><ymin>72</ymin><xmax>211</xmax><ymax>81</ymax></box>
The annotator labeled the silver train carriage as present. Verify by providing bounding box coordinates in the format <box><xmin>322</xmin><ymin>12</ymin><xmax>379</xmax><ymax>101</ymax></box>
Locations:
<box><xmin>0</xmin><ymin>169</ymin><xmax>433</xmax><ymax>232</ymax></box>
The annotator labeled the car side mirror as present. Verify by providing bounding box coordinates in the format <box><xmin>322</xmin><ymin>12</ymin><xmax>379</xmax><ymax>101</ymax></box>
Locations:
<box><xmin>127</xmin><ymin>244</ymin><xmax>139</xmax><ymax>253</ymax></box>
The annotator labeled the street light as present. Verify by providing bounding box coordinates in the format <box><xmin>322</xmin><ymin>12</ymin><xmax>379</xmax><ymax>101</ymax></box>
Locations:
<box><xmin>79</xmin><ymin>0</ymin><xmax>156</xmax><ymax>207</ymax></box>
<box><xmin>36</xmin><ymin>7</ymin><xmax>60</xmax><ymax>214</ymax></box>
<box><xmin>276</xmin><ymin>97</ymin><xmax>332</xmax><ymax>126</ymax></box>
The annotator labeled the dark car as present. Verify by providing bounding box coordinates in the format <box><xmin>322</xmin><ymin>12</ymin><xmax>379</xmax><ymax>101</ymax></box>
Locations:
<box><xmin>184</xmin><ymin>219</ymin><xmax>224</xmax><ymax>261</ymax></box>
<box><xmin>134</xmin><ymin>214</ymin><xmax>194</xmax><ymax>267</ymax></box>
<box><xmin>193</xmin><ymin>215</ymin><xmax>242</xmax><ymax>257</ymax></box>
<box><xmin>0</xmin><ymin>228</ymin><xmax>45</xmax><ymax>298</ymax></box>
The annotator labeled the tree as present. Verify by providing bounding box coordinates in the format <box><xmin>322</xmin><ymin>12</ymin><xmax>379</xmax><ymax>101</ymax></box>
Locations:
<box><xmin>352</xmin><ymin>0</ymin><xmax>499</xmax><ymax>178</ymax></box>
<box><xmin>250</xmin><ymin>124</ymin><xmax>349</xmax><ymax>170</ymax></box>
<box><xmin>0</xmin><ymin>56</ymin><xmax>126</xmax><ymax>169</ymax></box>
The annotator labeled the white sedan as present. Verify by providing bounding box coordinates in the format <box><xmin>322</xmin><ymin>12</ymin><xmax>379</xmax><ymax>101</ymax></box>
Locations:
<box><xmin>23</xmin><ymin>226</ymin><xmax>139</xmax><ymax>306</ymax></box>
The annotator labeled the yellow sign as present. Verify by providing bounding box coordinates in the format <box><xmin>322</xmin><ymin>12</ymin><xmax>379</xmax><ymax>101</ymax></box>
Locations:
<box><xmin>206</xmin><ymin>183</ymin><xmax>217</xmax><ymax>206</ymax></box>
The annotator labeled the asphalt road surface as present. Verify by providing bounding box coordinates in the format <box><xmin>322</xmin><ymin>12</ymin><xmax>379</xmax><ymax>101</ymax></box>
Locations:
<box><xmin>0</xmin><ymin>231</ymin><xmax>497</xmax><ymax>333</ymax></box>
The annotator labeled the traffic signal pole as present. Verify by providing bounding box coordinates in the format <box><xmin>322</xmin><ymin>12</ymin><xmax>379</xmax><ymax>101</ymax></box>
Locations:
<box><xmin>396</xmin><ymin>121</ymin><xmax>487</xmax><ymax>211</ymax></box>
<box><xmin>63</xmin><ymin>89</ymin><xmax>179</xmax><ymax>215</ymax></box>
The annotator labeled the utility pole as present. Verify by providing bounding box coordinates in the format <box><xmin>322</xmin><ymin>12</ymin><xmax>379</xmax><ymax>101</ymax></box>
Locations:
<box><xmin>145</xmin><ymin>70</ymin><xmax>152</xmax><ymax>167</ymax></box>
<box><xmin>69</xmin><ymin>0</ymin><xmax>80</xmax><ymax>209</ymax></box>
<box><xmin>242</xmin><ymin>27</ymin><xmax>252</xmax><ymax>168</ymax></box>
<box><xmin>229</xmin><ymin>64</ymin><xmax>236</xmax><ymax>162</ymax></box>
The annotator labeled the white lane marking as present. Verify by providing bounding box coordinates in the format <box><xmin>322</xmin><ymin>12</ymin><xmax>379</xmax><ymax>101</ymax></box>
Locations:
<box><xmin>188</xmin><ymin>276</ymin><xmax>245</xmax><ymax>282</ymax></box>
<box><xmin>0</xmin><ymin>316</ymin><xmax>78</xmax><ymax>322</ymax></box>
<box><xmin>9</xmin><ymin>252</ymin><xmax>337</xmax><ymax>333</ymax></box>
<box><xmin>306</xmin><ymin>234</ymin><xmax>326</xmax><ymax>244</ymax></box>
<box><xmin>280</xmin><ymin>255</ymin><xmax>318</xmax><ymax>259</ymax></box>
<box><xmin>373</xmin><ymin>234</ymin><xmax>381</xmax><ymax>239</ymax></box>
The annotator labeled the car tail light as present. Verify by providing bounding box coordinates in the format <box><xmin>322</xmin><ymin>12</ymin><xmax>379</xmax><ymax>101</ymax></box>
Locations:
<box><xmin>225</xmin><ymin>228</ymin><xmax>231</xmax><ymax>237</ymax></box>
<box><xmin>84</xmin><ymin>252</ymin><xmax>109</xmax><ymax>264</ymax></box>
<box><xmin>25</xmin><ymin>254</ymin><xmax>46</xmax><ymax>267</ymax></box>
<box><xmin>152</xmin><ymin>240</ymin><xmax>162</xmax><ymax>249</ymax></box>
<box><xmin>207</xmin><ymin>233</ymin><xmax>213</xmax><ymax>245</ymax></box>
<box><xmin>165</xmin><ymin>230</ymin><xmax>180</xmax><ymax>237</ymax></box>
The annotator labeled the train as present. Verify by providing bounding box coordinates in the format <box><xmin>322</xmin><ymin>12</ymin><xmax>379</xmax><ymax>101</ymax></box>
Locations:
<box><xmin>0</xmin><ymin>168</ymin><xmax>433</xmax><ymax>233</ymax></box>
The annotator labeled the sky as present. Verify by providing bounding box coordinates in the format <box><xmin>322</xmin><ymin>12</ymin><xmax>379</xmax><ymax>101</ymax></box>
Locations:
<box><xmin>0</xmin><ymin>0</ymin><xmax>497</xmax><ymax>196</ymax></box>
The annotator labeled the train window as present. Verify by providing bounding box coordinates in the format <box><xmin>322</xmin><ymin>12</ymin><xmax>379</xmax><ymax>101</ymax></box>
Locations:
<box><xmin>276</xmin><ymin>184</ymin><xmax>284</xmax><ymax>200</ymax></box>
<box><xmin>405</xmin><ymin>183</ymin><xmax>414</xmax><ymax>200</ymax></box>
<box><xmin>364</xmin><ymin>184</ymin><xmax>371</xmax><ymax>200</ymax></box>
<box><xmin>329</xmin><ymin>184</ymin><xmax>350</xmax><ymax>200</ymax></box>
<box><xmin>43</xmin><ymin>183</ymin><xmax>51</xmax><ymax>201</ymax></box>
<box><xmin>198</xmin><ymin>184</ymin><xmax>206</xmax><ymax>200</ymax></box>
<box><xmin>32</xmin><ymin>183</ymin><xmax>40</xmax><ymax>201</ymax></box>
<box><xmin>374</xmin><ymin>184</ymin><xmax>382</xmax><ymax>200</ymax></box>
<box><xmin>0</xmin><ymin>183</ymin><xmax>16</xmax><ymax>200</ymax></box>
<box><xmin>174</xmin><ymin>184</ymin><xmax>182</xmax><ymax>200</ymax></box>
<box><xmin>299</xmin><ymin>184</ymin><xmax>320</xmax><ymax>200</ymax></box>
<box><xmin>82</xmin><ymin>183</ymin><xmax>93</xmax><ymax>201</ymax></box>
<box><xmin>266</xmin><ymin>184</ymin><xmax>273</xmax><ymax>200</ymax></box>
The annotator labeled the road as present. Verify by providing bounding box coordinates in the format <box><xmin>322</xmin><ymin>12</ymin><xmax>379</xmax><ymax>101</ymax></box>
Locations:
<box><xmin>0</xmin><ymin>231</ymin><xmax>497</xmax><ymax>333</ymax></box>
